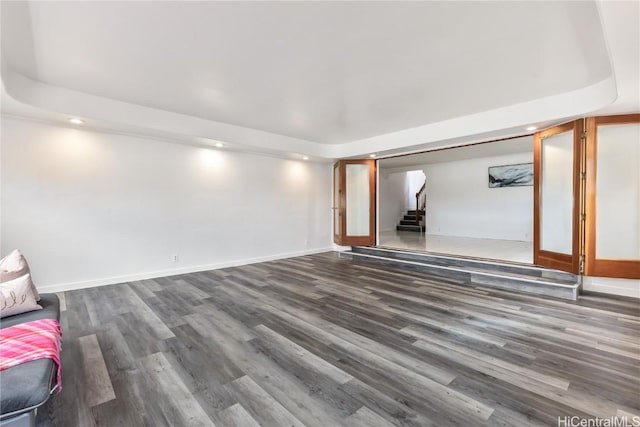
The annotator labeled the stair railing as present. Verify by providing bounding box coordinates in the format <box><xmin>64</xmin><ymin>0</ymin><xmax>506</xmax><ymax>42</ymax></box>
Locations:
<box><xmin>415</xmin><ymin>180</ymin><xmax>427</xmax><ymax>223</ymax></box>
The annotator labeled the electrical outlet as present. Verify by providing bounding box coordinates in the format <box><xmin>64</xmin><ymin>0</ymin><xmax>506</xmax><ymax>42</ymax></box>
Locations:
<box><xmin>173</xmin><ymin>254</ymin><xmax>179</xmax><ymax>262</ymax></box>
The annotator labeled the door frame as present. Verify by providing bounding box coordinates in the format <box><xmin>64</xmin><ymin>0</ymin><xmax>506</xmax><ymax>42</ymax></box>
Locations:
<box><xmin>584</xmin><ymin>113</ymin><xmax>640</xmax><ymax>279</ymax></box>
<box><xmin>533</xmin><ymin>119</ymin><xmax>583</xmax><ymax>274</ymax></box>
<box><xmin>333</xmin><ymin>159</ymin><xmax>377</xmax><ymax>247</ymax></box>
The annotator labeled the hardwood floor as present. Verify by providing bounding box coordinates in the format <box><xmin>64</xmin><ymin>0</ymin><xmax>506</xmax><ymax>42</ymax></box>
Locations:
<box><xmin>36</xmin><ymin>252</ymin><xmax>639</xmax><ymax>426</ymax></box>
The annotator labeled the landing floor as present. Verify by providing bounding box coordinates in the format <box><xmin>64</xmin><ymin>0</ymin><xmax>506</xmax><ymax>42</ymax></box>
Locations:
<box><xmin>379</xmin><ymin>231</ymin><xmax>533</xmax><ymax>264</ymax></box>
<box><xmin>35</xmin><ymin>252</ymin><xmax>639</xmax><ymax>426</ymax></box>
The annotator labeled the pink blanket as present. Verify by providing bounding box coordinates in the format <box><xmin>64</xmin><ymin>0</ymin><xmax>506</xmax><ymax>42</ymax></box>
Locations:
<box><xmin>0</xmin><ymin>319</ymin><xmax>62</xmax><ymax>392</ymax></box>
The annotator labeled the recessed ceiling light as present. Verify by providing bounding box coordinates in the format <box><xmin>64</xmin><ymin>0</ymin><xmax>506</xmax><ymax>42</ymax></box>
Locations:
<box><xmin>526</xmin><ymin>126</ymin><xmax>537</xmax><ymax>131</ymax></box>
<box><xmin>215</xmin><ymin>142</ymin><xmax>224</xmax><ymax>148</ymax></box>
<box><xmin>302</xmin><ymin>156</ymin><xmax>309</xmax><ymax>161</ymax></box>
<box><xmin>369</xmin><ymin>153</ymin><xmax>376</xmax><ymax>158</ymax></box>
<box><xmin>68</xmin><ymin>118</ymin><xmax>84</xmax><ymax>125</ymax></box>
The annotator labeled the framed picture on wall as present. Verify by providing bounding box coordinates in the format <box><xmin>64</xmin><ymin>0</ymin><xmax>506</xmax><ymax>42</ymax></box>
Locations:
<box><xmin>488</xmin><ymin>163</ymin><xmax>533</xmax><ymax>188</ymax></box>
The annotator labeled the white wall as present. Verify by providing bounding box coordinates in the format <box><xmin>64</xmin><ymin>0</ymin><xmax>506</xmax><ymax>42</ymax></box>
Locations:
<box><xmin>0</xmin><ymin>117</ymin><xmax>332</xmax><ymax>292</ymax></box>
<box><xmin>583</xmin><ymin>277</ymin><xmax>640</xmax><ymax>299</ymax></box>
<box><xmin>405</xmin><ymin>170</ymin><xmax>426</xmax><ymax>210</ymax></box>
<box><xmin>424</xmin><ymin>152</ymin><xmax>533</xmax><ymax>241</ymax></box>
<box><xmin>378</xmin><ymin>169</ymin><xmax>427</xmax><ymax>232</ymax></box>
<box><xmin>378</xmin><ymin>172</ymin><xmax>407</xmax><ymax>232</ymax></box>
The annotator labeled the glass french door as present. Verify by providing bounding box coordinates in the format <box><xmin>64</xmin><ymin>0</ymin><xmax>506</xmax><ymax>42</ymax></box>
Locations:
<box><xmin>533</xmin><ymin>120</ymin><xmax>583</xmax><ymax>274</ymax></box>
<box><xmin>584</xmin><ymin>114</ymin><xmax>640</xmax><ymax>279</ymax></box>
<box><xmin>333</xmin><ymin>159</ymin><xmax>376</xmax><ymax>246</ymax></box>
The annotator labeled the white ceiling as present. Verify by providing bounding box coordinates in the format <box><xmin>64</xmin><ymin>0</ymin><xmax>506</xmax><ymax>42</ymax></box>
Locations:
<box><xmin>1</xmin><ymin>1</ymin><xmax>637</xmax><ymax>159</ymax></box>
<box><xmin>379</xmin><ymin>136</ymin><xmax>533</xmax><ymax>170</ymax></box>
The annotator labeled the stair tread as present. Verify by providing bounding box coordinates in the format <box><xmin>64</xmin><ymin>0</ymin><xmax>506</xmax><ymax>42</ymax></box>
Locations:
<box><xmin>358</xmin><ymin>246</ymin><xmax>575</xmax><ymax>274</ymax></box>
<box><xmin>396</xmin><ymin>225</ymin><xmax>425</xmax><ymax>232</ymax></box>
<box><xmin>345</xmin><ymin>251</ymin><xmax>578</xmax><ymax>288</ymax></box>
<box><xmin>342</xmin><ymin>247</ymin><xmax>580</xmax><ymax>300</ymax></box>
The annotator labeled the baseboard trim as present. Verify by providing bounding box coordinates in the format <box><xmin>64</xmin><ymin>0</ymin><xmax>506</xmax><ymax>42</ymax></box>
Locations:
<box><xmin>37</xmin><ymin>247</ymin><xmax>333</xmax><ymax>293</ymax></box>
<box><xmin>582</xmin><ymin>277</ymin><xmax>640</xmax><ymax>299</ymax></box>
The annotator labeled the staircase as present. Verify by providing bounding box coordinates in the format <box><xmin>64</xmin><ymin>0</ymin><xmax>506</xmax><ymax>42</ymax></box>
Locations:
<box><xmin>339</xmin><ymin>246</ymin><xmax>581</xmax><ymax>300</ymax></box>
<box><xmin>397</xmin><ymin>179</ymin><xmax>428</xmax><ymax>232</ymax></box>
<box><xmin>396</xmin><ymin>209</ymin><xmax>425</xmax><ymax>232</ymax></box>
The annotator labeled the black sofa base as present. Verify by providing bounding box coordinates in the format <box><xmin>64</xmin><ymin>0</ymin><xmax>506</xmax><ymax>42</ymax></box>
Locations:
<box><xmin>0</xmin><ymin>294</ymin><xmax>61</xmax><ymax>427</ymax></box>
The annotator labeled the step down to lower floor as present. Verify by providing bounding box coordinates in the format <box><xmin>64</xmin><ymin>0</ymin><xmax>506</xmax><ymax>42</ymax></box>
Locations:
<box><xmin>396</xmin><ymin>224</ymin><xmax>425</xmax><ymax>232</ymax></box>
<box><xmin>339</xmin><ymin>246</ymin><xmax>581</xmax><ymax>300</ymax></box>
<box><xmin>397</xmin><ymin>209</ymin><xmax>425</xmax><ymax>232</ymax></box>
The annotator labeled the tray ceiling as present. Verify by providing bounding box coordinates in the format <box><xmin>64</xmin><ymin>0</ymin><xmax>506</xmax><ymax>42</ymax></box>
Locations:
<box><xmin>1</xmin><ymin>1</ymin><xmax>635</xmax><ymax>159</ymax></box>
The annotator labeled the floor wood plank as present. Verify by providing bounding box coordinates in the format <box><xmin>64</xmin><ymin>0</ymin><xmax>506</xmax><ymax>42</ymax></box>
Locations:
<box><xmin>34</xmin><ymin>252</ymin><xmax>639</xmax><ymax>426</ymax></box>
<box><xmin>217</xmin><ymin>403</ymin><xmax>261</xmax><ymax>427</ymax></box>
<box><xmin>77</xmin><ymin>334</ymin><xmax>116</xmax><ymax>408</ymax></box>
<box><xmin>136</xmin><ymin>352</ymin><xmax>216</xmax><ymax>427</ymax></box>
<box><xmin>225</xmin><ymin>376</ymin><xmax>306</xmax><ymax>427</ymax></box>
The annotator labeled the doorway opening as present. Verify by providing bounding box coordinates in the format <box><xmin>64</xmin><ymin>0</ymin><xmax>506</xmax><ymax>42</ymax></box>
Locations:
<box><xmin>378</xmin><ymin>136</ymin><xmax>534</xmax><ymax>264</ymax></box>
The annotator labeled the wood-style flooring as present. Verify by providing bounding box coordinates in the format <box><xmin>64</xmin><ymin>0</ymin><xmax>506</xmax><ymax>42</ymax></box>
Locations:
<box><xmin>36</xmin><ymin>252</ymin><xmax>640</xmax><ymax>426</ymax></box>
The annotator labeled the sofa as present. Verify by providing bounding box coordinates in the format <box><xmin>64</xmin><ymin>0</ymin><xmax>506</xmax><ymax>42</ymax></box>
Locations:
<box><xmin>0</xmin><ymin>294</ymin><xmax>61</xmax><ymax>427</ymax></box>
